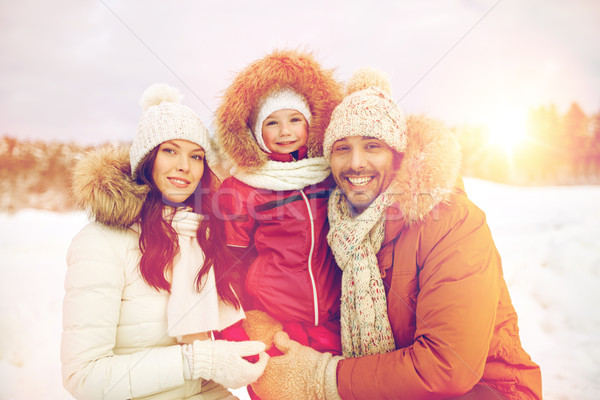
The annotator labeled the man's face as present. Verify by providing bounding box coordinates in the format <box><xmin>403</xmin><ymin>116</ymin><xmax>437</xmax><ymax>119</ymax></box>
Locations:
<box><xmin>329</xmin><ymin>136</ymin><xmax>397</xmax><ymax>214</ymax></box>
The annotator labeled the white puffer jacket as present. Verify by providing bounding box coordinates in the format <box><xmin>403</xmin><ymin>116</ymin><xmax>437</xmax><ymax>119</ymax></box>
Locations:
<box><xmin>61</xmin><ymin>146</ymin><xmax>237</xmax><ymax>400</ymax></box>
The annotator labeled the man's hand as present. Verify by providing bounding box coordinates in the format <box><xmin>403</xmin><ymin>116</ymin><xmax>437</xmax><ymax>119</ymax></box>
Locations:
<box><xmin>251</xmin><ymin>331</ymin><xmax>342</xmax><ymax>400</ymax></box>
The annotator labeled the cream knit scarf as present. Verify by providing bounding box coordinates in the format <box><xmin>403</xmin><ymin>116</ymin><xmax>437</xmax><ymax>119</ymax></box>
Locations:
<box><xmin>167</xmin><ymin>208</ymin><xmax>245</xmax><ymax>338</ymax></box>
<box><xmin>327</xmin><ymin>187</ymin><xmax>396</xmax><ymax>357</ymax></box>
<box><xmin>231</xmin><ymin>156</ymin><xmax>331</xmax><ymax>191</ymax></box>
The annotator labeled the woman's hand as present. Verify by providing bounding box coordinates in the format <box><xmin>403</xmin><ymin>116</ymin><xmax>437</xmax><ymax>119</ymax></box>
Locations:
<box><xmin>181</xmin><ymin>339</ymin><xmax>269</xmax><ymax>389</ymax></box>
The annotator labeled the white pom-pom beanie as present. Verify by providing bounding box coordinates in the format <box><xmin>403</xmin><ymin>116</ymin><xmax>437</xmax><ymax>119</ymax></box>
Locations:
<box><xmin>130</xmin><ymin>83</ymin><xmax>212</xmax><ymax>178</ymax></box>
<box><xmin>323</xmin><ymin>86</ymin><xmax>407</xmax><ymax>160</ymax></box>
<box><xmin>252</xmin><ymin>87</ymin><xmax>312</xmax><ymax>153</ymax></box>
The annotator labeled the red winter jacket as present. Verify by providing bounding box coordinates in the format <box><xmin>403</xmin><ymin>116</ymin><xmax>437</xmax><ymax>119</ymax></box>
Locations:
<box><xmin>216</xmin><ymin>153</ymin><xmax>342</xmax><ymax>349</ymax></box>
<box><xmin>212</xmin><ymin>50</ymin><xmax>345</xmax><ymax>354</ymax></box>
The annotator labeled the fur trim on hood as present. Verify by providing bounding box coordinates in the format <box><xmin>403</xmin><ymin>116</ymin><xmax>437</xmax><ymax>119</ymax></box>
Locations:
<box><xmin>71</xmin><ymin>145</ymin><xmax>149</xmax><ymax>229</ymax></box>
<box><xmin>214</xmin><ymin>49</ymin><xmax>343</xmax><ymax>173</ymax></box>
<box><xmin>71</xmin><ymin>119</ymin><xmax>460</xmax><ymax>229</ymax></box>
<box><xmin>391</xmin><ymin>114</ymin><xmax>462</xmax><ymax>224</ymax></box>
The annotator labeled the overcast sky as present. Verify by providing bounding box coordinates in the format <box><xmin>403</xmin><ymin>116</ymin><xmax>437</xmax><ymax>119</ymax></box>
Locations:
<box><xmin>2</xmin><ymin>0</ymin><xmax>599</xmax><ymax>145</ymax></box>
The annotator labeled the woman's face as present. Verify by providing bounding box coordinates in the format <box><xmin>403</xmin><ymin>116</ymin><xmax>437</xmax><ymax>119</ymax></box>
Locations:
<box><xmin>151</xmin><ymin>139</ymin><xmax>205</xmax><ymax>203</ymax></box>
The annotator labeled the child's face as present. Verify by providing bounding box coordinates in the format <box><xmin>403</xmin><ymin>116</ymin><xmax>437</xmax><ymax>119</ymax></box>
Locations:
<box><xmin>261</xmin><ymin>109</ymin><xmax>308</xmax><ymax>154</ymax></box>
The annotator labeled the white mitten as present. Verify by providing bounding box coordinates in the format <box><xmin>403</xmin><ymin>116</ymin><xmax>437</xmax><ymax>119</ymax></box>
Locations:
<box><xmin>181</xmin><ymin>339</ymin><xmax>269</xmax><ymax>389</ymax></box>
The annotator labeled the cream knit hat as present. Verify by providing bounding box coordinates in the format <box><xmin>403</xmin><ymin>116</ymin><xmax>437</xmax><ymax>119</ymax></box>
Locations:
<box><xmin>323</xmin><ymin>69</ymin><xmax>407</xmax><ymax>160</ymax></box>
<box><xmin>130</xmin><ymin>84</ymin><xmax>212</xmax><ymax>178</ymax></box>
<box><xmin>252</xmin><ymin>87</ymin><xmax>312</xmax><ymax>153</ymax></box>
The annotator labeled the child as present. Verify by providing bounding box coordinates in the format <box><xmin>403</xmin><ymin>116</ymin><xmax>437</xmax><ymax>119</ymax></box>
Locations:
<box><xmin>214</xmin><ymin>49</ymin><xmax>344</xmax><ymax>363</ymax></box>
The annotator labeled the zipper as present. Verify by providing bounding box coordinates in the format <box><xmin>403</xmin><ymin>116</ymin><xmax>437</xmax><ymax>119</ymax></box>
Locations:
<box><xmin>300</xmin><ymin>189</ymin><xmax>319</xmax><ymax>326</ymax></box>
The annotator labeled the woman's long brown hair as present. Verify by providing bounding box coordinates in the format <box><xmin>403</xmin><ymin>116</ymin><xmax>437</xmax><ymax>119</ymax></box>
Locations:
<box><xmin>135</xmin><ymin>146</ymin><xmax>240</xmax><ymax>309</ymax></box>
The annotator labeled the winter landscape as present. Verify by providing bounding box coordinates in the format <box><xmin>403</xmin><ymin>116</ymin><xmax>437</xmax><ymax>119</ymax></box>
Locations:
<box><xmin>0</xmin><ymin>177</ymin><xmax>599</xmax><ymax>399</ymax></box>
<box><xmin>2</xmin><ymin>0</ymin><xmax>600</xmax><ymax>398</ymax></box>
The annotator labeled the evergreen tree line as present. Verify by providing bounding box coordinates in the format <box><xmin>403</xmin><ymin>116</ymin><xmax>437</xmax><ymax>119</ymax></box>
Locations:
<box><xmin>458</xmin><ymin>102</ymin><xmax>600</xmax><ymax>185</ymax></box>
<box><xmin>1</xmin><ymin>103</ymin><xmax>599</xmax><ymax>213</ymax></box>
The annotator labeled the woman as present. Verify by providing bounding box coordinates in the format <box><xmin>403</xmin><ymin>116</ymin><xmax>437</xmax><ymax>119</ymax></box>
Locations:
<box><xmin>61</xmin><ymin>84</ymin><xmax>268</xmax><ymax>400</ymax></box>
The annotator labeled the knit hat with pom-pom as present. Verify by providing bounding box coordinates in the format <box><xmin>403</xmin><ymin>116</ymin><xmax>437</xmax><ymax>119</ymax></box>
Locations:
<box><xmin>323</xmin><ymin>68</ymin><xmax>407</xmax><ymax>160</ymax></box>
<box><xmin>129</xmin><ymin>84</ymin><xmax>212</xmax><ymax>178</ymax></box>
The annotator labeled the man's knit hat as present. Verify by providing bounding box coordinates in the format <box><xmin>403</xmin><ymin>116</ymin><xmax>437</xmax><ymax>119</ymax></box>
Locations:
<box><xmin>130</xmin><ymin>84</ymin><xmax>212</xmax><ymax>178</ymax></box>
<box><xmin>252</xmin><ymin>87</ymin><xmax>312</xmax><ymax>153</ymax></box>
<box><xmin>323</xmin><ymin>68</ymin><xmax>407</xmax><ymax>160</ymax></box>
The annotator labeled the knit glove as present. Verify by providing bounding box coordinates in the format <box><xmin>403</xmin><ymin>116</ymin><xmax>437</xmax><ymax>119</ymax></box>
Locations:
<box><xmin>181</xmin><ymin>339</ymin><xmax>269</xmax><ymax>389</ymax></box>
<box><xmin>251</xmin><ymin>331</ymin><xmax>343</xmax><ymax>400</ymax></box>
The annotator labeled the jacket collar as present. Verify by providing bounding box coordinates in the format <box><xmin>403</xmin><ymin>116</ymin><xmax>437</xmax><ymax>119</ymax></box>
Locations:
<box><xmin>380</xmin><ymin>203</ymin><xmax>406</xmax><ymax>247</ymax></box>
<box><xmin>380</xmin><ymin>176</ymin><xmax>466</xmax><ymax>247</ymax></box>
<box><xmin>385</xmin><ymin>115</ymin><xmax>462</xmax><ymax>225</ymax></box>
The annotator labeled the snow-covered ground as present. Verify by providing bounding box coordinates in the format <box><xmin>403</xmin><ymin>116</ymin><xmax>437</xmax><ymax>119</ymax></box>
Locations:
<box><xmin>1</xmin><ymin>177</ymin><xmax>599</xmax><ymax>399</ymax></box>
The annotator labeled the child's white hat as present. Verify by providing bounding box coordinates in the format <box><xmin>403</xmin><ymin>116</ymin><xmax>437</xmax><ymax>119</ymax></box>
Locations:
<box><xmin>252</xmin><ymin>87</ymin><xmax>312</xmax><ymax>153</ymax></box>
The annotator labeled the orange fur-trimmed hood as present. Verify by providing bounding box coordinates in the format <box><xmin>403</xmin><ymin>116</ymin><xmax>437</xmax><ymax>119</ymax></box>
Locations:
<box><xmin>214</xmin><ymin>49</ymin><xmax>343</xmax><ymax>173</ymax></box>
<box><xmin>391</xmin><ymin>114</ymin><xmax>462</xmax><ymax>224</ymax></box>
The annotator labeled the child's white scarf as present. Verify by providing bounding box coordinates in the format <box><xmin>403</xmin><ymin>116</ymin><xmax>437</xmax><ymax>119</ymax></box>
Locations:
<box><xmin>231</xmin><ymin>156</ymin><xmax>331</xmax><ymax>191</ymax></box>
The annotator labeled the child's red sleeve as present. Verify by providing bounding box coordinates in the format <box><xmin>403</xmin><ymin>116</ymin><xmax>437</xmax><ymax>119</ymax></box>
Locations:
<box><xmin>216</xmin><ymin>177</ymin><xmax>255</xmax><ymax>248</ymax></box>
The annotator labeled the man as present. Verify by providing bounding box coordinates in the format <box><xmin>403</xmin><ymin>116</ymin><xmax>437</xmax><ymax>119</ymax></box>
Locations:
<box><xmin>252</xmin><ymin>70</ymin><xmax>542</xmax><ymax>399</ymax></box>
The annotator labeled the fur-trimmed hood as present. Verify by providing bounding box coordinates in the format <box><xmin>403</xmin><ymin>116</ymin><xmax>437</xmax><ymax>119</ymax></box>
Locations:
<box><xmin>71</xmin><ymin>119</ymin><xmax>460</xmax><ymax>228</ymax></box>
<box><xmin>71</xmin><ymin>145</ymin><xmax>149</xmax><ymax>229</ymax></box>
<box><xmin>391</xmin><ymin>114</ymin><xmax>462</xmax><ymax>224</ymax></box>
<box><xmin>214</xmin><ymin>49</ymin><xmax>343</xmax><ymax>173</ymax></box>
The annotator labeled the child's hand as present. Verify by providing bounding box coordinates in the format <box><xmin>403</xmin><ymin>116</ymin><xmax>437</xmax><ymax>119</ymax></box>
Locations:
<box><xmin>215</xmin><ymin>311</ymin><xmax>283</xmax><ymax>363</ymax></box>
<box><xmin>242</xmin><ymin>310</ymin><xmax>284</xmax><ymax>351</ymax></box>
<box><xmin>216</xmin><ymin>319</ymin><xmax>261</xmax><ymax>363</ymax></box>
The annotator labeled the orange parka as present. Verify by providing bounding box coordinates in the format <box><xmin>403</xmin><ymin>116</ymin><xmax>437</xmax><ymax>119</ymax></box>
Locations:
<box><xmin>336</xmin><ymin>116</ymin><xmax>542</xmax><ymax>399</ymax></box>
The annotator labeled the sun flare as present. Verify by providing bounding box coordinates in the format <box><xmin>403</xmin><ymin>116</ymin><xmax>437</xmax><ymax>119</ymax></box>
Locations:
<box><xmin>485</xmin><ymin>109</ymin><xmax>528</xmax><ymax>153</ymax></box>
